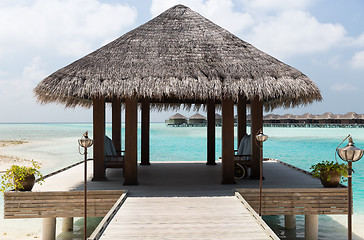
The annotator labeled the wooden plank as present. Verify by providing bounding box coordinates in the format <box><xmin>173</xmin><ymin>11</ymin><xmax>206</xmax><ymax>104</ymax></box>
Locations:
<box><xmin>222</xmin><ymin>98</ymin><xmax>235</xmax><ymax>184</ymax></box>
<box><xmin>4</xmin><ymin>190</ymin><xmax>124</xmax><ymax>219</ymax></box>
<box><xmin>237</xmin><ymin>188</ymin><xmax>348</xmax><ymax>215</ymax></box>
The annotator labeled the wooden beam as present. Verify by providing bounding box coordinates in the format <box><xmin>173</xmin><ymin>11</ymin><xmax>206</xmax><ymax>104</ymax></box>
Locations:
<box><xmin>124</xmin><ymin>98</ymin><xmax>138</xmax><ymax>185</ymax></box>
<box><xmin>250</xmin><ymin>97</ymin><xmax>263</xmax><ymax>179</ymax></box>
<box><xmin>93</xmin><ymin>98</ymin><xmax>106</xmax><ymax>180</ymax></box>
<box><xmin>222</xmin><ymin>98</ymin><xmax>235</xmax><ymax>184</ymax></box>
<box><xmin>237</xmin><ymin>95</ymin><xmax>247</xmax><ymax>147</ymax></box>
<box><xmin>112</xmin><ymin>99</ymin><xmax>121</xmax><ymax>155</ymax></box>
<box><xmin>141</xmin><ymin>99</ymin><xmax>150</xmax><ymax>165</ymax></box>
<box><xmin>207</xmin><ymin>99</ymin><xmax>216</xmax><ymax>165</ymax></box>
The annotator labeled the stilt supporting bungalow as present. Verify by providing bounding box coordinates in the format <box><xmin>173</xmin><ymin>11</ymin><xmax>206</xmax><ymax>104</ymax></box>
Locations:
<box><xmin>284</xmin><ymin>215</ymin><xmax>296</xmax><ymax>230</ymax></box>
<box><xmin>124</xmin><ymin>98</ymin><xmax>138</xmax><ymax>185</ymax></box>
<box><xmin>305</xmin><ymin>215</ymin><xmax>318</xmax><ymax>240</ymax></box>
<box><xmin>141</xmin><ymin>99</ymin><xmax>150</xmax><ymax>165</ymax></box>
<box><xmin>62</xmin><ymin>217</ymin><xmax>73</xmax><ymax>231</ymax></box>
<box><xmin>42</xmin><ymin>218</ymin><xmax>56</xmax><ymax>240</ymax></box>
<box><xmin>237</xmin><ymin>95</ymin><xmax>247</xmax><ymax>146</ymax></box>
<box><xmin>112</xmin><ymin>99</ymin><xmax>121</xmax><ymax>155</ymax></box>
<box><xmin>93</xmin><ymin>98</ymin><xmax>106</xmax><ymax>180</ymax></box>
<box><xmin>207</xmin><ymin>99</ymin><xmax>216</xmax><ymax>165</ymax></box>
<box><xmin>250</xmin><ymin>97</ymin><xmax>263</xmax><ymax>179</ymax></box>
<box><xmin>222</xmin><ymin>98</ymin><xmax>235</xmax><ymax>184</ymax></box>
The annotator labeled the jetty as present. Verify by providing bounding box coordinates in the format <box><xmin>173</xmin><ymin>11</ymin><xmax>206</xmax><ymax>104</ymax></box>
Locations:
<box><xmin>4</xmin><ymin>159</ymin><xmax>352</xmax><ymax>239</ymax></box>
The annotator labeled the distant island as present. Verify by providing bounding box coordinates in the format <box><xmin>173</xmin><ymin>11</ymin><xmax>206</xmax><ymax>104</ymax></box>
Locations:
<box><xmin>166</xmin><ymin>112</ymin><xmax>364</xmax><ymax>128</ymax></box>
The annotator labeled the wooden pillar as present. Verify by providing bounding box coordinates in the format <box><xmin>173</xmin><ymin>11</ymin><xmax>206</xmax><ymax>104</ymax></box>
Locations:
<box><xmin>237</xmin><ymin>95</ymin><xmax>247</xmax><ymax>147</ymax></box>
<box><xmin>93</xmin><ymin>98</ymin><xmax>106</xmax><ymax>180</ymax></box>
<box><xmin>222</xmin><ymin>98</ymin><xmax>235</xmax><ymax>184</ymax></box>
<box><xmin>112</xmin><ymin>99</ymin><xmax>121</xmax><ymax>155</ymax></box>
<box><xmin>207</xmin><ymin>99</ymin><xmax>216</xmax><ymax>165</ymax></box>
<box><xmin>141</xmin><ymin>99</ymin><xmax>150</xmax><ymax>165</ymax></box>
<box><xmin>124</xmin><ymin>98</ymin><xmax>138</xmax><ymax>185</ymax></box>
<box><xmin>250</xmin><ymin>97</ymin><xmax>263</xmax><ymax>179</ymax></box>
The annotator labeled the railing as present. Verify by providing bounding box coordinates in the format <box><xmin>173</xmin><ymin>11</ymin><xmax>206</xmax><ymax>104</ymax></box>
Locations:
<box><xmin>236</xmin><ymin>188</ymin><xmax>348</xmax><ymax>215</ymax></box>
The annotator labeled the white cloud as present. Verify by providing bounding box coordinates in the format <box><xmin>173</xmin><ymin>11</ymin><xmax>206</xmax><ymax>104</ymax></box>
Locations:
<box><xmin>245</xmin><ymin>11</ymin><xmax>346</xmax><ymax>59</ymax></box>
<box><xmin>150</xmin><ymin>0</ymin><xmax>254</xmax><ymax>34</ymax></box>
<box><xmin>0</xmin><ymin>0</ymin><xmax>137</xmax><ymax>57</ymax></box>
<box><xmin>330</xmin><ymin>83</ymin><xmax>357</xmax><ymax>92</ymax></box>
<box><xmin>351</xmin><ymin>51</ymin><xmax>364</xmax><ymax>69</ymax></box>
<box><xmin>240</xmin><ymin>0</ymin><xmax>314</xmax><ymax>13</ymax></box>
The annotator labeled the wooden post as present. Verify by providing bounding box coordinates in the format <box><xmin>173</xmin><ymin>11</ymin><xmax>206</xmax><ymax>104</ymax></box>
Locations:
<box><xmin>250</xmin><ymin>97</ymin><xmax>263</xmax><ymax>179</ymax></box>
<box><xmin>237</xmin><ymin>95</ymin><xmax>247</xmax><ymax>147</ymax></box>
<box><xmin>92</xmin><ymin>98</ymin><xmax>106</xmax><ymax>180</ymax></box>
<box><xmin>222</xmin><ymin>98</ymin><xmax>235</xmax><ymax>184</ymax></box>
<box><xmin>112</xmin><ymin>99</ymin><xmax>121</xmax><ymax>155</ymax></box>
<box><xmin>207</xmin><ymin>99</ymin><xmax>216</xmax><ymax>165</ymax></box>
<box><xmin>42</xmin><ymin>218</ymin><xmax>56</xmax><ymax>240</ymax></box>
<box><xmin>141</xmin><ymin>99</ymin><xmax>150</xmax><ymax>165</ymax></box>
<box><xmin>124</xmin><ymin>98</ymin><xmax>138</xmax><ymax>185</ymax></box>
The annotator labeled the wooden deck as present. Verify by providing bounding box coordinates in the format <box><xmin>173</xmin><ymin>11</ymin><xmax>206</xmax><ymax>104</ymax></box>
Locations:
<box><xmin>97</xmin><ymin>196</ymin><xmax>279</xmax><ymax>240</ymax></box>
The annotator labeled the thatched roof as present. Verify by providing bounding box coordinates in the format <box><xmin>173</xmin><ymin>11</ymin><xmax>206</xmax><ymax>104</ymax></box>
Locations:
<box><xmin>189</xmin><ymin>113</ymin><xmax>206</xmax><ymax>120</ymax></box>
<box><xmin>168</xmin><ymin>113</ymin><xmax>187</xmax><ymax>120</ymax></box>
<box><xmin>34</xmin><ymin>4</ymin><xmax>322</xmax><ymax>110</ymax></box>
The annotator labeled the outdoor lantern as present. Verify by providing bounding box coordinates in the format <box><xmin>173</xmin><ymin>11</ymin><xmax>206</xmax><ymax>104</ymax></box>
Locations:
<box><xmin>78</xmin><ymin>131</ymin><xmax>93</xmax><ymax>240</ymax></box>
<box><xmin>256</xmin><ymin>132</ymin><xmax>269</xmax><ymax>143</ymax></box>
<box><xmin>336</xmin><ymin>135</ymin><xmax>363</xmax><ymax>240</ymax></box>
<box><xmin>338</xmin><ymin>137</ymin><xmax>363</xmax><ymax>162</ymax></box>
<box><xmin>78</xmin><ymin>131</ymin><xmax>93</xmax><ymax>149</ymax></box>
<box><xmin>256</xmin><ymin>130</ymin><xmax>268</xmax><ymax>216</ymax></box>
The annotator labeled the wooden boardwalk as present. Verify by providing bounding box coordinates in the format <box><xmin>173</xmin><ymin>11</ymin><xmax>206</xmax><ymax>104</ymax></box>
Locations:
<box><xmin>99</xmin><ymin>196</ymin><xmax>278</xmax><ymax>240</ymax></box>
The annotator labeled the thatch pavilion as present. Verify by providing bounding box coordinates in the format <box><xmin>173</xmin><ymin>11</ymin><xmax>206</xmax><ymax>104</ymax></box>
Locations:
<box><xmin>34</xmin><ymin>5</ymin><xmax>321</xmax><ymax>185</ymax></box>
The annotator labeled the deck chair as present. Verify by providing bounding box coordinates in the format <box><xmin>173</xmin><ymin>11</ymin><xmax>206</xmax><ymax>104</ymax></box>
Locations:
<box><xmin>104</xmin><ymin>136</ymin><xmax>124</xmax><ymax>168</ymax></box>
<box><xmin>234</xmin><ymin>134</ymin><xmax>251</xmax><ymax>179</ymax></box>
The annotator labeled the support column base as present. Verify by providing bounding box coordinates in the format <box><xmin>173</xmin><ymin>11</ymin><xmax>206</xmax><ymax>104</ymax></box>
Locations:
<box><xmin>206</xmin><ymin>162</ymin><xmax>217</xmax><ymax>166</ymax></box>
<box><xmin>91</xmin><ymin>177</ymin><xmax>108</xmax><ymax>181</ymax></box>
<box><xmin>140</xmin><ymin>162</ymin><xmax>151</xmax><ymax>166</ymax></box>
<box><xmin>305</xmin><ymin>214</ymin><xmax>318</xmax><ymax>240</ymax></box>
<box><xmin>42</xmin><ymin>218</ymin><xmax>56</xmax><ymax>240</ymax></box>
<box><xmin>62</xmin><ymin>217</ymin><xmax>73</xmax><ymax>232</ymax></box>
<box><xmin>285</xmin><ymin>215</ymin><xmax>296</xmax><ymax>230</ymax></box>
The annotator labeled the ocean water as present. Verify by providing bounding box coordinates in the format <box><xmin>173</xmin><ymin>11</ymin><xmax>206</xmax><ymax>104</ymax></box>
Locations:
<box><xmin>1</xmin><ymin>123</ymin><xmax>364</xmax><ymax>239</ymax></box>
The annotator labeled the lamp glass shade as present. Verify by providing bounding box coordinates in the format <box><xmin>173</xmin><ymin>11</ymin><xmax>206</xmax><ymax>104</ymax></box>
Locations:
<box><xmin>338</xmin><ymin>137</ymin><xmax>363</xmax><ymax>162</ymax></box>
<box><xmin>256</xmin><ymin>133</ymin><xmax>268</xmax><ymax>142</ymax></box>
<box><xmin>78</xmin><ymin>131</ymin><xmax>93</xmax><ymax>148</ymax></box>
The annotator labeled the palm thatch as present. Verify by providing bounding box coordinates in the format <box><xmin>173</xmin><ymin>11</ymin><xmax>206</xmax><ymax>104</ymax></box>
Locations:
<box><xmin>34</xmin><ymin>4</ymin><xmax>322</xmax><ymax>110</ymax></box>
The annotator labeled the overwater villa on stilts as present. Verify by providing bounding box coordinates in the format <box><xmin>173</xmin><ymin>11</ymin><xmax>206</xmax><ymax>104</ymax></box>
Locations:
<box><xmin>4</xmin><ymin>5</ymin><xmax>351</xmax><ymax>240</ymax></box>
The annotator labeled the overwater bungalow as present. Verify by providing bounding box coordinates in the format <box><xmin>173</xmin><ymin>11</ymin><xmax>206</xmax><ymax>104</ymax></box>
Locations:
<box><xmin>188</xmin><ymin>113</ymin><xmax>207</xmax><ymax>126</ymax></box>
<box><xmin>215</xmin><ymin>113</ymin><xmax>222</xmax><ymax>126</ymax></box>
<box><xmin>165</xmin><ymin>113</ymin><xmax>187</xmax><ymax>126</ymax></box>
<box><xmin>17</xmin><ymin>4</ymin><xmax>341</xmax><ymax>240</ymax></box>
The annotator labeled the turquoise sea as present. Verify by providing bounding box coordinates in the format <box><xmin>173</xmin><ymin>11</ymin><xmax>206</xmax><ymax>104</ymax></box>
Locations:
<box><xmin>1</xmin><ymin>123</ymin><xmax>364</xmax><ymax>239</ymax></box>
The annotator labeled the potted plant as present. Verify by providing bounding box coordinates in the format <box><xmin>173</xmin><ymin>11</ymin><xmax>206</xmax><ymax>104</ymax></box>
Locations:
<box><xmin>1</xmin><ymin>160</ymin><xmax>44</xmax><ymax>192</ymax></box>
<box><xmin>310</xmin><ymin>160</ymin><xmax>348</xmax><ymax>188</ymax></box>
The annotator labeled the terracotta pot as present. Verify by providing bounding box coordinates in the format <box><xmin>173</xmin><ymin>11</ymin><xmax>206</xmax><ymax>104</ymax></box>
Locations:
<box><xmin>320</xmin><ymin>170</ymin><xmax>342</xmax><ymax>188</ymax></box>
<box><xmin>15</xmin><ymin>174</ymin><xmax>35</xmax><ymax>191</ymax></box>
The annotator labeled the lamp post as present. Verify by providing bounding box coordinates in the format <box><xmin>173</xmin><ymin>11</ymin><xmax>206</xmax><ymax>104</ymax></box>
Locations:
<box><xmin>337</xmin><ymin>135</ymin><xmax>363</xmax><ymax>240</ymax></box>
<box><xmin>256</xmin><ymin>130</ymin><xmax>268</xmax><ymax>216</ymax></box>
<box><xmin>78</xmin><ymin>131</ymin><xmax>93</xmax><ymax>240</ymax></box>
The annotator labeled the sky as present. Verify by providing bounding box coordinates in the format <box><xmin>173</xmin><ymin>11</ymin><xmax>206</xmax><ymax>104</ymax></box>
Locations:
<box><xmin>0</xmin><ymin>0</ymin><xmax>363</xmax><ymax>123</ymax></box>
